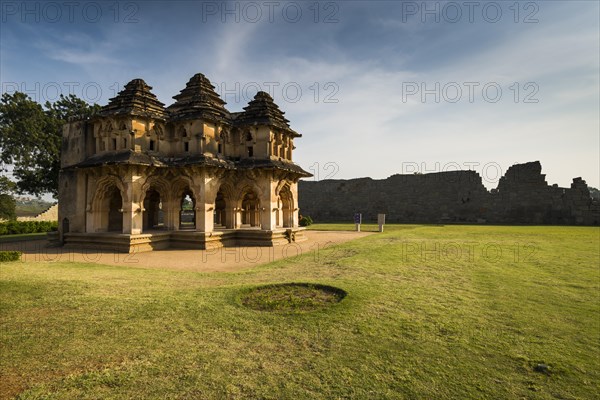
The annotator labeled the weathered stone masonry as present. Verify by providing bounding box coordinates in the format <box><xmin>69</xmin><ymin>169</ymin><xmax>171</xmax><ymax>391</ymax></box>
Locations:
<box><xmin>299</xmin><ymin>162</ymin><xmax>599</xmax><ymax>225</ymax></box>
<box><xmin>59</xmin><ymin>73</ymin><xmax>311</xmax><ymax>253</ymax></box>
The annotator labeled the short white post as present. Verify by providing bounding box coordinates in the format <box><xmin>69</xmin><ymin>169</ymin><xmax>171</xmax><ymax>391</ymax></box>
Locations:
<box><xmin>378</xmin><ymin>213</ymin><xmax>386</xmax><ymax>233</ymax></box>
<box><xmin>354</xmin><ymin>213</ymin><xmax>362</xmax><ymax>232</ymax></box>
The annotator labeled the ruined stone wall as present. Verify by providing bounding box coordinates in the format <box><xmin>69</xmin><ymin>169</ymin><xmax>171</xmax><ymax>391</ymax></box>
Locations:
<box><xmin>17</xmin><ymin>204</ymin><xmax>58</xmax><ymax>222</ymax></box>
<box><xmin>298</xmin><ymin>162</ymin><xmax>600</xmax><ymax>225</ymax></box>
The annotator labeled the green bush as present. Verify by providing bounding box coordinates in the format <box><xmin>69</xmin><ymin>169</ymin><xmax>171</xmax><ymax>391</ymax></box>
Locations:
<box><xmin>0</xmin><ymin>251</ymin><xmax>22</xmax><ymax>262</ymax></box>
<box><xmin>0</xmin><ymin>220</ymin><xmax>58</xmax><ymax>236</ymax></box>
<box><xmin>299</xmin><ymin>215</ymin><xmax>313</xmax><ymax>227</ymax></box>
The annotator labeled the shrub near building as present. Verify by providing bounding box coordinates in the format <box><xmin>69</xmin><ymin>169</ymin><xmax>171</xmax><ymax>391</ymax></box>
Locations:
<box><xmin>0</xmin><ymin>251</ymin><xmax>22</xmax><ymax>262</ymax></box>
<box><xmin>299</xmin><ymin>215</ymin><xmax>313</xmax><ymax>226</ymax></box>
<box><xmin>0</xmin><ymin>221</ymin><xmax>58</xmax><ymax>235</ymax></box>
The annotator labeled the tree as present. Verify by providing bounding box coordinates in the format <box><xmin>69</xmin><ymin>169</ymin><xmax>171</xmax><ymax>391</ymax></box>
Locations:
<box><xmin>0</xmin><ymin>92</ymin><xmax>99</xmax><ymax>197</ymax></box>
<box><xmin>0</xmin><ymin>176</ymin><xmax>16</xmax><ymax>220</ymax></box>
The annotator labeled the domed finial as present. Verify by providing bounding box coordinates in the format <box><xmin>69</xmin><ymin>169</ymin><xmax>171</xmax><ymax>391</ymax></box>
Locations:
<box><xmin>254</xmin><ymin>91</ymin><xmax>274</xmax><ymax>100</ymax></box>
<box><xmin>187</xmin><ymin>73</ymin><xmax>210</xmax><ymax>86</ymax></box>
<box><xmin>123</xmin><ymin>79</ymin><xmax>153</xmax><ymax>92</ymax></box>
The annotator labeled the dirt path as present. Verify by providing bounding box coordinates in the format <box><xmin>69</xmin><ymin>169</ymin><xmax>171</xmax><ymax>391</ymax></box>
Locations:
<box><xmin>1</xmin><ymin>230</ymin><xmax>373</xmax><ymax>272</ymax></box>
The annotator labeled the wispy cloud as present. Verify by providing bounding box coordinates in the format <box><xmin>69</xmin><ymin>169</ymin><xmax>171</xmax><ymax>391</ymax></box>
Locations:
<box><xmin>1</xmin><ymin>0</ymin><xmax>598</xmax><ymax>188</ymax></box>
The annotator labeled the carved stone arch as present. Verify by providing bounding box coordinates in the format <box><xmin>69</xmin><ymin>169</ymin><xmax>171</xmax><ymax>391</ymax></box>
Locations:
<box><xmin>139</xmin><ymin>174</ymin><xmax>170</xmax><ymax>232</ymax></box>
<box><xmin>179</xmin><ymin>125</ymin><xmax>188</xmax><ymax>138</ymax></box>
<box><xmin>219</xmin><ymin>127</ymin><xmax>230</xmax><ymax>144</ymax></box>
<box><xmin>170</xmin><ymin>175</ymin><xmax>197</xmax><ymax>200</ymax></box>
<box><xmin>94</xmin><ymin>121</ymin><xmax>102</xmax><ymax>137</ymax></box>
<box><xmin>170</xmin><ymin>174</ymin><xmax>197</xmax><ymax>200</ymax></box>
<box><xmin>139</xmin><ymin>175</ymin><xmax>171</xmax><ymax>205</ymax></box>
<box><xmin>106</xmin><ymin>118</ymin><xmax>116</xmax><ymax>133</ymax></box>
<box><xmin>87</xmin><ymin>174</ymin><xmax>127</xmax><ymax>233</ymax></box>
<box><xmin>213</xmin><ymin>180</ymin><xmax>235</xmax><ymax>229</ymax></box>
<box><xmin>214</xmin><ymin>180</ymin><xmax>235</xmax><ymax>203</ymax></box>
<box><xmin>169</xmin><ymin>176</ymin><xmax>197</xmax><ymax>230</ymax></box>
<box><xmin>279</xmin><ymin>182</ymin><xmax>294</xmax><ymax>202</ymax></box>
<box><xmin>229</xmin><ymin>127</ymin><xmax>241</xmax><ymax>145</ymax></box>
<box><xmin>237</xmin><ymin>183</ymin><xmax>262</xmax><ymax>227</ymax></box>
<box><xmin>90</xmin><ymin>174</ymin><xmax>127</xmax><ymax>211</ymax></box>
<box><xmin>154</xmin><ymin>122</ymin><xmax>164</xmax><ymax>139</ymax></box>
<box><xmin>275</xmin><ymin>179</ymin><xmax>292</xmax><ymax>196</ymax></box>
<box><xmin>278</xmin><ymin>181</ymin><xmax>295</xmax><ymax>228</ymax></box>
<box><xmin>235</xmin><ymin>183</ymin><xmax>262</xmax><ymax>204</ymax></box>
<box><xmin>233</xmin><ymin>180</ymin><xmax>263</xmax><ymax>208</ymax></box>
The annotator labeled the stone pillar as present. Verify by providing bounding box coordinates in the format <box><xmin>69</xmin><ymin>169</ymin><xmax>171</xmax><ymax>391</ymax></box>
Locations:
<box><xmin>293</xmin><ymin>208</ymin><xmax>299</xmax><ymax>228</ymax></box>
<box><xmin>291</xmin><ymin>182</ymin><xmax>299</xmax><ymax>227</ymax></box>
<box><xmin>260</xmin><ymin>179</ymin><xmax>277</xmax><ymax>231</ymax></box>
<box><xmin>84</xmin><ymin>175</ymin><xmax>96</xmax><ymax>233</ymax></box>
<box><xmin>254</xmin><ymin>205</ymin><xmax>260</xmax><ymax>227</ymax></box>
<box><xmin>162</xmin><ymin>199</ymin><xmax>179</xmax><ymax>231</ymax></box>
<box><xmin>225</xmin><ymin>208</ymin><xmax>235</xmax><ymax>229</ymax></box>
<box><xmin>194</xmin><ymin>203</ymin><xmax>214</xmax><ymax>232</ymax></box>
<box><xmin>194</xmin><ymin>183</ymin><xmax>213</xmax><ymax>233</ymax></box>
<box><xmin>188</xmin><ymin>174</ymin><xmax>215</xmax><ymax>233</ymax></box>
<box><xmin>122</xmin><ymin>173</ymin><xmax>143</xmax><ymax>235</ymax></box>
<box><xmin>233</xmin><ymin>208</ymin><xmax>242</xmax><ymax>229</ymax></box>
<box><xmin>122</xmin><ymin>201</ymin><xmax>135</xmax><ymax>234</ymax></box>
<box><xmin>172</xmin><ymin>204</ymin><xmax>181</xmax><ymax>231</ymax></box>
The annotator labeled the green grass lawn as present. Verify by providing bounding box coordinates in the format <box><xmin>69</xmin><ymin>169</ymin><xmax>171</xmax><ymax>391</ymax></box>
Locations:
<box><xmin>1</xmin><ymin>225</ymin><xmax>599</xmax><ymax>399</ymax></box>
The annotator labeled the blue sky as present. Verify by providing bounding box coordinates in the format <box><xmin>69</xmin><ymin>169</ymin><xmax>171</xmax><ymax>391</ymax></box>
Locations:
<box><xmin>1</xmin><ymin>0</ymin><xmax>598</xmax><ymax>190</ymax></box>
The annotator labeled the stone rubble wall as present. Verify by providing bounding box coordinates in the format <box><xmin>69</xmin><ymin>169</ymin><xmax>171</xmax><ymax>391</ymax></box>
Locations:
<box><xmin>298</xmin><ymin>161</ymin><xmax>600</xmax><ymax>225</ymax></box>
<box><xmin>17</xmin><ymin>204</ymin><xmax>59</xmax><ymax>222</ymax></box>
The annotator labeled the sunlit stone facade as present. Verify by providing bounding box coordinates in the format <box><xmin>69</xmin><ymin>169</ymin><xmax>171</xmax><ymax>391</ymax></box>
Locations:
<box><xmin>58</xmin><ymin>73</ymin><xmax>310</xmax><ymax>252</ymax></box>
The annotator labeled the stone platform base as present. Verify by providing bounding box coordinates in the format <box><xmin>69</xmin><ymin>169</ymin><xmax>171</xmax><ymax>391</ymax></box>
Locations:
<box><xmin>63</xmin><ymin>227</ymin><xmax>307</xmax><ymax>253</ymax></box>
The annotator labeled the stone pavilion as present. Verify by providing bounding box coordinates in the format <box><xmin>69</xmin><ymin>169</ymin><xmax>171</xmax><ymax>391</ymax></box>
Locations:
<box><xmin>58</xmin><ymin>73</ymin><xmax>311</xmax><ymax>252</ymax></box>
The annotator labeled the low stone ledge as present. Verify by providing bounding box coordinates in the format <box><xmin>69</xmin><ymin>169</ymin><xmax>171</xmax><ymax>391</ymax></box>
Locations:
<box><xmin>63</xmin><ymin>227</ymin><xmax>307</xmax><ymax>253</ymax></box>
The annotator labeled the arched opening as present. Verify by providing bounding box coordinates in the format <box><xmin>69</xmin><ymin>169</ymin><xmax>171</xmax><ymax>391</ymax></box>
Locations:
<box><xmin>214</xmin><ymin>190</ymin><xmax>227</xmax><ymax>228</ymax></box>
<box><xmin>107</xmin><ymin>187</ymin><xmax>123</xmax><ymax>232</ymax></box>
<box><xmin>280</xmin><ymin>185</ymin><xmax>294</xmax><ymax>228</ymax></box>
<box><xmin>241</xmin><ymin>190</ymin><xmax>260</xmax><ymax>228</ymax></box>
<box><xmin>143</xmin><ymin>189</ymin><xmax>164</xmax><ymax>231</ymax></box>
<box><xmin>179</xmin><ymin>191</ymin><xmax>196</xmax><ymax>230</ymax></box>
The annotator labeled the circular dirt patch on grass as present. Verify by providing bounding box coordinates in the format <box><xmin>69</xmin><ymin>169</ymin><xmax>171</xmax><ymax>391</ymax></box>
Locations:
<box><xmin>240</xmin><ymin>283</ymin><xmax>347</xmax><ymax>313</ymax></box>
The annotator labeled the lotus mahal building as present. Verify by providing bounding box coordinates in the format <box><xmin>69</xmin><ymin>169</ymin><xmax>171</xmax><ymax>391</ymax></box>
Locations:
<box><xmin>58</xmin><ymin>73</ymin><xmax>311</xmax><ymax>252</ymax></box>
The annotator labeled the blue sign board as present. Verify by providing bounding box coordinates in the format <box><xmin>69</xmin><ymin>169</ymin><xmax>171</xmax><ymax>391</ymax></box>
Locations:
<box><xmin>354</xmin><ymin>213</ymin><xmax>362</xmax><ymax>224</ymax></box>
